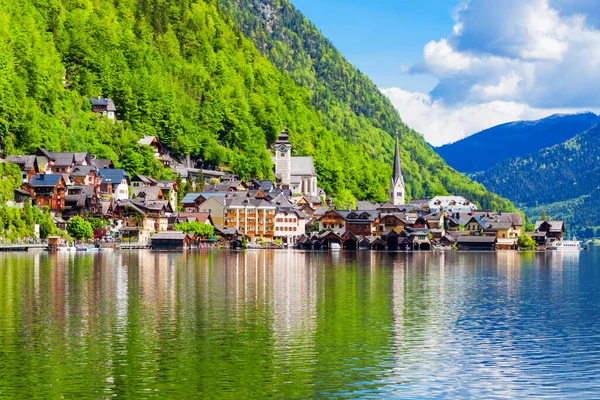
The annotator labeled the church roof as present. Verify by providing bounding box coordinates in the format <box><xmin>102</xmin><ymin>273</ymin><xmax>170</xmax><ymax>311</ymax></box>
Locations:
<box><xmin>291</xmin><ymin>156</ymin><xmax>316</xmax><ymax>176</ymax></box>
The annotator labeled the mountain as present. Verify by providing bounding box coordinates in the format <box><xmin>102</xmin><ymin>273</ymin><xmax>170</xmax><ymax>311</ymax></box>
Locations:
<box><xmin>0</xmin><ymin>0</ymin><xmax>514</xmax><ymax>210</ymax></box>
<box><xmin>475</xmin><ymin>123</ymin><xmax>600</xmax><ymax>236</ymax></box>
<box><xmin>217</xmin><ymin>0</ymin><xmax>517</xmax><ymax>210</ymax></box>
<box><xmin>435</xmin><ymin>113</ymin><xmax>600</xmax><ymax>173</ymax></box>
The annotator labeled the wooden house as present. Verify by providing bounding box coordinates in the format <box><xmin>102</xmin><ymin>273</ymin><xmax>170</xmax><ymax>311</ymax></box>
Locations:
<box><xmin>150</xmin><ymin>231</ymin><xmax>196</xmax><ymax>249</ymax></box>
<box><xmin>22</xmin><ymin>174</ymin><xmax>67</xmax><ymax>210</ymax></box>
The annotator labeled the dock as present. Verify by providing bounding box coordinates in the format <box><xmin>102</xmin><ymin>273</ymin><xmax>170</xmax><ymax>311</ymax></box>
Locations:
<box><xmin>0</xmin><ymin>244</ymin><xmax>47</xmax><ymax>252</ymax></box>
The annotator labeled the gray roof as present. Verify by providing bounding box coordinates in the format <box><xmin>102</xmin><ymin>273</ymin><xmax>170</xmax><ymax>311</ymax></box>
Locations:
<box><xmin>137</xmin><ymin>136</ymin><xmax>157</xmax><ymax>146</ymax></box>
<box><xmin>89</xmin><ymin>97</ymin><xmax>116</xmax><ymax>111</ymax></box>
<box><xmin>457</xmin><ymin>236</ymin><xmax>497</xmax><ymax>243</ymax></box>
<box><xmin>291</xmin><ymin>156</ymin><xmax>316</xmax><ymax>176</ymax></box>
<box><xmin>91</xmin><ymin>159</ymin><xmax>113</xmax><ymax>169</ymax></box>
<box><xmin>131</xmin><ymin>174</ymin><xmax>158</xmax><ymax>185</ymax></box>
<box><xmin>356</xmin><ymin>201</ymin><xmax>379</xmax><ymax>210</ymax></box>
<box><xmin>7</xmin><ymin>155</ymin><xmax>36</xmax><ymax>170</ymax></box>
<box><xmin>70</xmin><ymin>165</ymin><xmax>96</xmax><ymax>177</ymax></box>
<box><xmin>484</xmin><ymin>222</ymin><xmax>514</xmax><ymax>231</ymax></box>
<box><xmin>534</xmin><ymin>220</ymin><xmax>565</xmax><ymax>232</ymax></box>
<box><xmin>132</xmin><ymin>186</ymin><xmax>163</xmax><ymax>200</ymax></box>
<box><xmin>151</xmin><ymin>231</ymin><xmax>190</xmax><ymax>240</ymax></box>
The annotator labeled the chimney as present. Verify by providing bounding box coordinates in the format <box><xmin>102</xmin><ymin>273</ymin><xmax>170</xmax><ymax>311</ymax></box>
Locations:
<box><xmin>470</xmin><ymin>209</ymin><xmax>474</xmax><ymax>216</ymax></box>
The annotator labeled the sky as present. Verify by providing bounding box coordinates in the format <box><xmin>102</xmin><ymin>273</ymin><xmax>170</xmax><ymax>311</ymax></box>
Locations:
<box><xmin>291</xmin><ymin>0</ymin><xmax>600</xmax><ymax>146</ymax></box>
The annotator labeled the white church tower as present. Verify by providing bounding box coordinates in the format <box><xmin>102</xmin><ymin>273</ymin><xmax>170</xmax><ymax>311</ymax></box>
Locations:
<box><xmin>390</xmin><ymin>134</ymin><xmax>405</xmax><ymax>206</ymax></box>
<box><xmin>274</xmin><ymin>129</ymin><xmax>292</xmax><ymax>185</ymax></box>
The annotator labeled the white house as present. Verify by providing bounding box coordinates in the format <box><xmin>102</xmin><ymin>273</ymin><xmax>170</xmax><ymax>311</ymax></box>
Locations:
<box><xmin>428</xmin><ymin>196</ymin><xmax>477</xmax><ymax>213</ymax></box>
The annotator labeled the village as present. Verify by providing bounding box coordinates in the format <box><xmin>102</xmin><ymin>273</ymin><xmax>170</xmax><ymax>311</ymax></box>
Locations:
<box><xmin>1</xmin><ymin>98</ymin><xmax>566</xmax><ymax>251</ymax></box>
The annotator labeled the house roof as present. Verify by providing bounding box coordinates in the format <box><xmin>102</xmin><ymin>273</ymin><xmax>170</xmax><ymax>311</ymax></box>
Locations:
<box><xmin>7</xmin><ymin>155</ymin><xmax>36</xmax><ymax>170</ymax></box>
<box><xmin>97</xmin><ymin>168</ymin><xmax>128</xmax><ymax>184</ymax></box>
<box><xmin>28</xmin><ymin>174</ymin><xmax>64</xmax><ymax>187</ymax></box>
<box><xmin>70</xmin><ymin>165</ymin><xmax>96</xmax><ymax>177</ymax></box>
<box><xmin>89</xmin><ymin>97</ymin><xmax>116</xmax><ymax>111</ymax></box>
<box><xmin>91</xmin><ymin>159</ymin><xmax>113</xmax><ymax>169</ymax></box>
<box><xmin>151</xmin><ymin>231</ymin><xmax>191</xmax><ymax>240</ymax></box>
<box><xmin>174</xmin><ymin>212</ymin><xmax>212</xmax><ymax>224</ymax></box>
<box><xmin>535</xmin><ymin>220</ymin><xmax>565</xmax><ymax>232</ymax></box>
<box><xmin>137</xmin><ymin>136</ymin><xmax>158</xmax><ymax>146</ymax></box>
<box><xmin>131</xmin><ymin>174</ymin><xmax>158</xmax><ymax>185</ymax></box>
<box><xmin>484</xmin><ymin>222</ymin><xmax>514</xmax><ymax>231</ymax></box>
<box><xmin>457</xmin><ymin>236</ymin><xmax>497</xmax><ymax>243</ymax></box>
<box><xmin>132</xmin><ymin>186</ymin><xmax>163</xmax><ymax>200</ymax></box>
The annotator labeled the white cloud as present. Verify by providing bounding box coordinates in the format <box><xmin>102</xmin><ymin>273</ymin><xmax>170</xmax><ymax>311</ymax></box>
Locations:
<box><xmin>381</xmin><ymin>87</ymin><xmax>588</xmax><ymax>146</ymax></box>
<box><xmin>386</xmin><ymin>0</ymin><xmax>600</xmax><ymax>145</ymax></box>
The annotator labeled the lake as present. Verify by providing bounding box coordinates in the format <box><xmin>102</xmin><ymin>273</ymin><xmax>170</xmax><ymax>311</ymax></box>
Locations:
<box><xmin>1</xmin><ymin>249</ymin><xmax>600</xmax><ymax>398</ymax></box>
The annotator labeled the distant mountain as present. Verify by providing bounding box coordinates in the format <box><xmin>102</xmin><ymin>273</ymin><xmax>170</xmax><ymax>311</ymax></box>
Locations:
<box><xmin>475</xmin><ymin>123</ymin><xmax>600</xmax><ymax>237</ymax></box>
<box><xmin>436</xmin><ymin>113</ymin><xmax>600</xmax><ymax>173</ymax></box>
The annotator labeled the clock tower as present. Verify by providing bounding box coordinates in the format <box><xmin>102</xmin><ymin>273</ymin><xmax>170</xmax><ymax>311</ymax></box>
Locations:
<box><xmin>274</xmin><ymin>129</ymin><xmax>292</xmax><ymax>185</ymax></box>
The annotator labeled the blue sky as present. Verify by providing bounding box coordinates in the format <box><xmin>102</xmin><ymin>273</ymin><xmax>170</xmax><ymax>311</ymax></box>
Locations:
<box><xmin>290</xmin><ymin>0</ymin><xmax>600</xmax><ymax>146</ymax></box>
<box><xmin>291</xmin><ymin>0</ymin><xmax>458</xmax><ymax>92</ymax></box>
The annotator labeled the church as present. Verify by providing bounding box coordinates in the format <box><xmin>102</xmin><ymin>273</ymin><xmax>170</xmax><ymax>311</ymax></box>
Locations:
<box><xmin>389</xmin><ymin>135</ymin><xmax>405</xmax><ymax>206</ymax></box>
<box><xmin>272</xmin><ymin>129</ymin><xmax>320</xmax><ymax>197</ymax></box>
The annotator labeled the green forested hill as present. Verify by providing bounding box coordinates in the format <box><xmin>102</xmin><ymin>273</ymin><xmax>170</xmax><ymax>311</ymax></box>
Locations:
<box><xmin>475</xmin><ymin>123</ymin><xmax>600</xmax><ymax>236</ymax></box>
<box><xmin>0</xmin><ymin>0</ymin><xmax>514</xmax><ymax>209</ymax></box>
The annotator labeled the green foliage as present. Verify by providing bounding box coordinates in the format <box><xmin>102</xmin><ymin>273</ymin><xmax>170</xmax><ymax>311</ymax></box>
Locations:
<box><xmin>66</xmin><ymin>216</ymin><xmax>93</xmax><ymax>240</ymax></box>
<box><xmin>518</xmin><ymin>234</ymin><xmax>537</xmax><ymax>250</ymax></box>
<box><xmin>174</xmin><ymin>221</ymin><xmax>214</xmax><ymax>239</ymax></box>
<box><xmin>0</xmin><ymin>162</ymin><xmax>20</xmax><ymax>202</ymax></box>
<box><xmin>0</xmin><ymin>0</ymin><xmax>515</xmax><ymax>210</ymax></box>
<box><xmin>87</xmin><ymin>217</ymin><xmax>106</xmax><ymax>229</ymax></box>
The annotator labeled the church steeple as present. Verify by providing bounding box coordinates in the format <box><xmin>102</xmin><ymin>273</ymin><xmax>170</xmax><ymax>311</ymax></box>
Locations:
<box><xmin>390</xmin><ymin>132</ymin><xmax>405</xmax><ymax>206</ymax></box>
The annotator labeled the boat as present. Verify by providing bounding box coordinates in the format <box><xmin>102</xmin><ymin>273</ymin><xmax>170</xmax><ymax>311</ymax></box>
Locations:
<box><xmin>329</xmin><ymin>242</ymin><xmax>341</xmax><ymax>251</ymax></box>
<box><xmin>546</xmin><ymin>238</ymin><xmax>587</xmax><ymax>251</ymax></box>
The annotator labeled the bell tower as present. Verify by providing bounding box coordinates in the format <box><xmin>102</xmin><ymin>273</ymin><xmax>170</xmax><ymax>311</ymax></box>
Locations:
<box><xmin>390</xmin><ymin>133</ymin><xmax>405</xmax><ymax>206</ymax></box>
<box><xmin>274</xmin><ymin>129</ymin><xmax>292</xmax><ymax>185</ymax></box>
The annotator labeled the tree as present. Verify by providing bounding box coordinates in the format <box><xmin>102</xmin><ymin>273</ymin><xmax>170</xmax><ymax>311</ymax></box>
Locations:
<box><xmin>540</xmin><ymin>210</ymin><xmax>547</xmax><ymax>221</ymax></box>
<box><xmin>174</xmin><ymin>221</ymin><xmax>214</xmax><ymax>239</ymax></box>
<box><xmin>518</xmin><ymin>234</ymin><xmax>537</xmax><ymax>250</ymax></box>
<box><xmin>195</xmin><ymin>171</ymin><xmax>205</xmax><ymax>192</ymax></box>
<box><xmin>67</xmin><ymin>216</ymin><xmax>93</xmax><ymax>240</ymax></box>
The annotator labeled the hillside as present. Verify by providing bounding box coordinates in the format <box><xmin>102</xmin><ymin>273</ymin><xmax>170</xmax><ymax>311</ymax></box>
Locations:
<box><xmin>435</xmin><ymin>113</ymin><xmax>600</xmax><ymax>173</ymax></box>
<box><xmin>218</xmin><ymin>0</ymin><xmax>516</xmax><ymax>210</ymax></box>
<box><xmin>475</xmin><ymin>123</ymin><xmax>600</xmax><ymax>236</ymax></box>
<box><xmin>0</xmin><ymin>0</ymin><xmax>514</xmax><ymax>210</ymax></box>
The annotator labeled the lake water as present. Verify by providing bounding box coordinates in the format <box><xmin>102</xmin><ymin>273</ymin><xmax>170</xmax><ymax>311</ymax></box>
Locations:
<box><xmin>1</xmin><ymin>249</ymin><xmax>600</xmax><ymax>398</ymax></box>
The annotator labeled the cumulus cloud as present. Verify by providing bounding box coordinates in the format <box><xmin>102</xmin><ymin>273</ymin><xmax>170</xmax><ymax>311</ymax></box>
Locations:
<box><xmin>381</xmin><ymin>87</ymin><xmax>588</xmax><ymax>146</ymax></box>
<box><xmin>383</xmin><ymin>0</ymin><xmax>600</xmax><ymax>144</ymax></box>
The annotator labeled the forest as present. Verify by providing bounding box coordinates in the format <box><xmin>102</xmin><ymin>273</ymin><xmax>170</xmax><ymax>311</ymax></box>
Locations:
<box><xmin>0</xmin><ymin>0</ymin><xmax>514</xmax><ymax>211</ymax></box>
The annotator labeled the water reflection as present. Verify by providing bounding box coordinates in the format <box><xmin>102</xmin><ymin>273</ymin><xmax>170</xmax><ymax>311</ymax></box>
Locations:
<box><xmin>0</xmin><ymin>250</ymin><xmax>599</xmax><ymax>398</ymax></box>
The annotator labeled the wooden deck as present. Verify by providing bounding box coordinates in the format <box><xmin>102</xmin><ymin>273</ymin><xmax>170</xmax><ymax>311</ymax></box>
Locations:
<box><xmin>0</xmin><ymin>244</ymin><xmax>47</xmax><ymax>252</ymax></box>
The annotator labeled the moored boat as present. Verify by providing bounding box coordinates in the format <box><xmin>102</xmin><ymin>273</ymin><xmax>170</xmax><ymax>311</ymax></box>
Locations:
<box><xmin>546</xmin><ymin>238</ymin><xmax>587</xmax><ymax>251</ymax></box>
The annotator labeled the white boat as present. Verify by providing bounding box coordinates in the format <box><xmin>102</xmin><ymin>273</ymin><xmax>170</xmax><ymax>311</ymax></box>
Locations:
<box><xmin>329</xmin><ymin>242</ymin><xmax>341</xmax><ymax>251</ymax></box>
<box><xmin>546</xmin><ymin>238</ymin><xmax>586</xmax><ymax>251</ymax></box>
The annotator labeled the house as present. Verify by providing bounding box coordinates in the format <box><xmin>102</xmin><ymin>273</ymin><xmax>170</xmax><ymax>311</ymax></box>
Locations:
<box><xmin>193</xmin><ymin>196</ymin><xmax>228</xmax><ymax>226</ymax></box>
<box><xmin>534</xmin><ymin>220</ymin><xmax>565</xmax><ymax>242</ymax></box>
<box><xmin>483</xmin><ymin>222</ymin><xmax>519</xmax><ymax>239</ymax></box>
<box><xmin>378</xmin><ymin>213</ymin><xmax>411</xmax><ymax>234</ymax></box>
<box><xmin>409</xmin><ymin>198</ymin><xmax>432</xmax><ymax>212</ymax></box>
<box><xmin>6</xmin><ymin>155</ymin><xmax>37</xmax><ymax>183</ymax></box>
<box><xmin>113</xmin><ymin>199</ymin><xmax>173</xmax><ymax>243</ymax></box>
<box><xmin>97</xmin><ymin>168</ymin><xmax>129</xmax><ymax>200</ymax></box>
<box><xmin>274</xmin><ymin>209</ymin><xmax>307</xmax><ymax>244</ymax></box>
<box><xmin>130</xmin><ymin>174</ymin><xmax>158</xmax><ymax>188</ymax></box>
<box><xmin>22</xmin><ymin>174</ymin><xmax>67</xmax><ymax>210</ymax></box>
<box><xmin>150</xmin><ymin>231</ymin><xmax>195</xmax><ymax>249</ymax></box>
<box><xmin>91</xmin><ymin>158</ymin><xmax>114</xmax><ymax>170</ymax></box>
<box><xmin>137</xmin><ymin>136</ymin><xmax>163</xmax><ymax>158</ymax></box>
<box><xmin>63</xmin><ymin>186</ymin><xmax>99</xmax><ymax>218</ymax></box>
<box><xmin>465</xmin><ymin>216</ymin><xmax>488</xmax><ymax>233</ymax></box>
<box><xmin>223</xmin><ymin>198</ymin><xmax>276</xmax><ymax>241</ymax></box>
<box><xmin>456</xmin><ymin>236</ymin><xmax>496</xmax><ymax>250</ymax></box>
<box><xmin>526</xmin><ymin>231</ymin><xmax>547</xmax><ymax>247</ymax></box>
<box><xmin>157</xmin><ymin>180</ymin><xmax>178</xmax><ymax>212</ymax></box>
<box><xmin>70</xmin><ymin>165</ymin><xmax>97</xmax><ymax>185</ymax></box>
<box><xmin>338</xmin><ymin>210</ymin><xmax>380</xmax><ymax>237</ymax></box>
<box><xmin>318</xmin><ymin>209</ymin><xmax>347</xmax><ymax>233</ymax></box>
<box><xmin>89</xmin><ymin>97</ymin><xmax>117</xmax><ymax>121</ymax></box>
<box><xmin>170</xmin><ymin>212</ymin><xmax>214</xmax><ymax>228</ymax></box>
<box><xmin>423</xmin><ymin>212</ymin><xmax>445</xmax><ymax>229</ymax></box>
<box><xmin>496</xmin><ymin>238</ymin><xmax>519</xmax><ymax>250</ymax></box>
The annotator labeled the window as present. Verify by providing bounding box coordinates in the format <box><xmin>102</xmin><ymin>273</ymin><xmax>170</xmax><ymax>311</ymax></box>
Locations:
<box><xmin>396</xmin><ymin>192</ymin><xmax>402</xmax><ymax>196</ymax></box>
<box><xmin>280</xmin><ymin>152</ymin><xmax>286</xmax><ymax>157</ymax></box>
<box><xmin>339</xmin><ymin>224</ymin><xmax>343</xmax><ymax>229</ymax></box>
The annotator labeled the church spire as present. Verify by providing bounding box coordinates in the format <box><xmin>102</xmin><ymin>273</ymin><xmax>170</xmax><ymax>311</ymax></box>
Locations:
<box><xmin>389</xmin><ymin>131</ymin><xmax>405</xmax><ymax>206</ymax></box>
<box><xmin>392</xmin><ymin>132</ymin><xmax>402</xmax><ymax>184</ymax></box>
